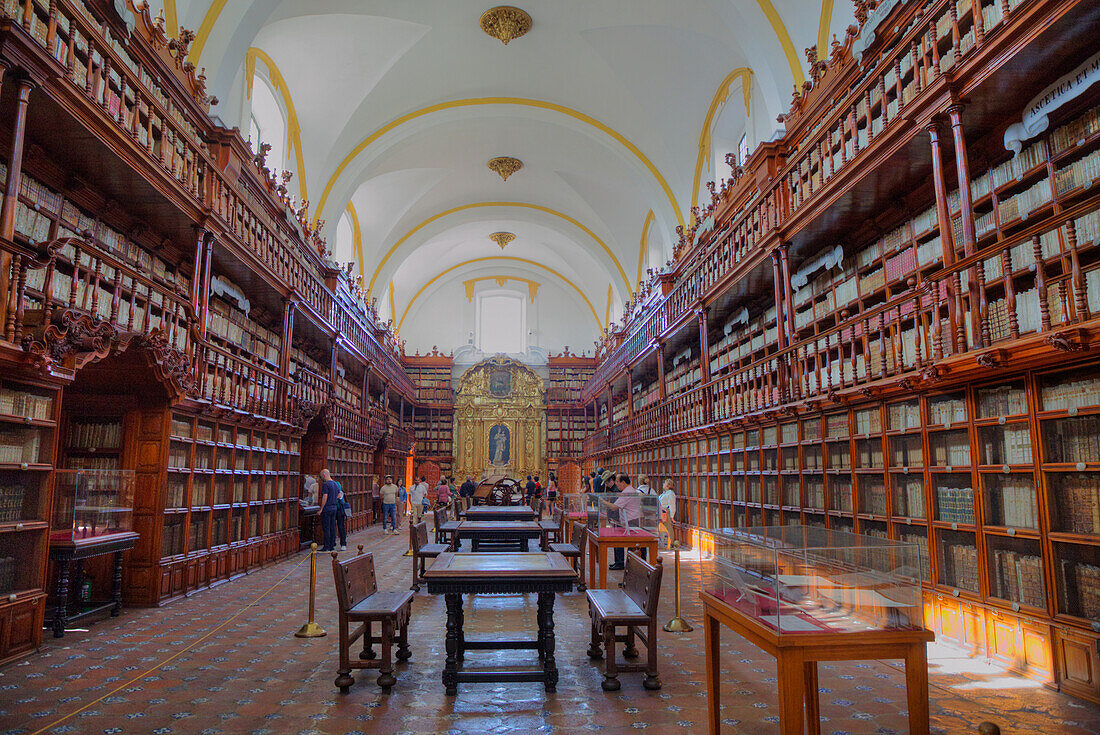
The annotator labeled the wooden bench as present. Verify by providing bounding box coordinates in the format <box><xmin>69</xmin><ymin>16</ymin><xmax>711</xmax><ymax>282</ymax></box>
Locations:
<box><xmin>410</xmin><ymin>520</ymin><xmax>449</xmax><ymax>592</ymax></box>
<box><xmin>331</xmin><ymin>548</ymin><xmax>413</xmax><ymax>692</ymax></box>
<box><xmin>549</xmin><ymin>520</ymin><xmax>587</xmax><ymax>591</ymax></box>
<box><xmin>585</xmin><ymin>551</ymin><xmax>663</xmax><ymax>691</ymax></box>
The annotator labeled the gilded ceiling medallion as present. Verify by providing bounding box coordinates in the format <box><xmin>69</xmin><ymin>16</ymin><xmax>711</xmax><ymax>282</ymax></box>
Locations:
<box><xmin>487</xmin><ymin>156</ymin><xmax>523</xmax><ymax>181</ymax></box>
<box><xmin>479</xmin><ymin>6</ymin><xmax>532</xmax><ymax>45</ymax></box>
<box><xmin>489</xmin><ymin>232</ymin><xmax>516</xmax><ymax>250</ymax></box>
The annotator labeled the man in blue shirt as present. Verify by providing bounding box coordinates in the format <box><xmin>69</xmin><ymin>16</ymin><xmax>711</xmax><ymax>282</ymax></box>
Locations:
<box><xmin>319</xmin><ymin>468</ymin><xmax>341</xmax><ymax>552</ymax></box>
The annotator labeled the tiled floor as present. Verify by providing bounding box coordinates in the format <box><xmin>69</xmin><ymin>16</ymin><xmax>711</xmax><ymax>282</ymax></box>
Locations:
<box><xmin>2</xmin><ymin>522</ymin><xmax>1099</xmax><ymax>735</ymax></box>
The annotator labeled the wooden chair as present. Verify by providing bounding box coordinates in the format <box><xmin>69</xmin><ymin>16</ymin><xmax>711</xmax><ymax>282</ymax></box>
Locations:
<box><xmin>434</xmin><ymin>505</ymin><xmax>460</xmax><ymax>546</ymax></box>
<box><xmin>331</xmin><ymin>548</ymin><xmax>413</xmax><ymax>692</ymax></box>
<box><xmin>585</xmin><ymin>551</ymin><xmax>663</xmax><ymax>691</ymax></box>
<box><xmin>549</xmin><ymin>520</ymin><xmax>587</xmax><ymax>591</ymax></box>
<box><xmin>539</xmin><ymin>507</ymin><xmax>566</xmax><ymax>546</ymax></box>
<box><xmin>410</xmin><ymin>520</ymin><xmax>448</xmax><ymax>592</ymax></box>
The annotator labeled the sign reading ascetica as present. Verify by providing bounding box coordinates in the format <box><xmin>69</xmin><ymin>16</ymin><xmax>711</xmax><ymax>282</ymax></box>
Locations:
<box><xmin>1004</xmin><ymin>50</ymin><xmax>1100</xmax><ymax>155</ymax></box>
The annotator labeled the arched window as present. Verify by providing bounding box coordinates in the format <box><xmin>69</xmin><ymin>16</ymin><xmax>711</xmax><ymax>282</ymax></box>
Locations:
<box><xmin>476</xmin><ymin>291</ymin><xmax>526</xmax><ymax>355</ymax></box>
<box><xmin>248</xmin><ymin>75</ymin><xmax>286</xmax><ymax>173</ymax></box>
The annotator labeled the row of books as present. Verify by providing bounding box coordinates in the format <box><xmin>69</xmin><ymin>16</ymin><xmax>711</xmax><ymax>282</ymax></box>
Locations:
<box><xmin>0</xmin><ymin>482</ymin><xmax>26</xmax><ymax>523</ymax></box>
<box><xmin>1054</xmin><ymin>147</ymin><xmax>1100</xmax><ymax>195</ymax></box>
<box><xmin>0</xmin><ymin>387</ymin><xmax>53</xmax><ymax>421</ymax></box>
<box><xmin>65</xmin><ymin>457</ymin><xmax>117</xmax><ymax>471</ymax></box>
<box><xmin>890</xmin><ymin>436</ymin><xmax>924</xmax><ymax>467</ymax></box>
<box><xmin>1050</xmin><ymin>105</ymin><xmax>1100</xmax><ymax>156</ymax></box>
<box><xmin>67</xmin><ymin>421</ymin><xmax>121</xmax><ymax>451</ymax></box>
<box><xmin>1054</xmin><ymin>474</ymin><xmax>1100</xmax><ymax>535</ymax></box>
<box><xmin>941</xmin><ymin>540</ymin><xmax>980</xmax><ymax>592</ymax></box>
<box><xmin>162</xmin><ymin>518</ymin><xmax>185</xmax><ymax>558</ymax></box>
<box><xmin>1065</xmin><ymin>561</ymin><xmax>1100</xmax><ymax>620</ymax></box>
<box><xmin>979</xmin><ymin>424</ymin><xmax>1032</xmax><ymax>465</ymax></box>
<box><xmin>1042</xmin><ymin>416</ymin><xmax>1100</xmax><ymax>464</ymax></box>
<box><xmin>893</xmin><ymin>476</ymin><xmax>926</xmax><ymax>518</ymax></box>
<box><xmin>888</xmin><ymin>401</ymin><xmax>922</xmax><ymax>431</ymax></box>
<box><xmin>988</xmin><ymin>478</ymin><xmax>1039</xmax><ymax>529</ymax></box>
<box><xmin>991</xmin><ymin>549</ymin><xmax>1045</xmax><ymax>608</ymax></box>
<box><xmin>0</xmin><ymin>429</ymin><xmax>42</xmax><ymax>464</ymax></box>
<box><xmin>929</xmin><ymin>396</ymin><xmax>968</xmax><ymax>426</ymax></box>
<box><xmin>1041</xmin><ymin>374</ymin><xmax>1100</xmax><ymax>412</ymax></box>
<box><xmin>859</xmin><ymin>480</ymin><xmax>888</xmax><ymax>515</ymax></box>
<box><xmin>977</xmin><ymin>384</ymin><xmax>1028</xmax><ymax>419</ymax></box>
<box><xmin>930</xmin><ymin>432</ymin><xmax>971</xmax><ymax>467</ymax></box>
<box><xmin>936</xmin><ymin>485</ymin><xmax>975</xmax><ymax>525</ymax></box>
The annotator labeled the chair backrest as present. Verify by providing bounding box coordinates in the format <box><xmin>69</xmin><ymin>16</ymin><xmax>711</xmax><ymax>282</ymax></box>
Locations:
<box><xmin>570</xmin><ymin>520</ymin><xmax>586</xmax><ymax>547</ymax></box>
<box><xmin>623</xmin><ymin>551</ymin><xmax>663</xmax><ymax>617</ymax></box>
<box><xmin>413</xmin><ymin>521</ymin><xmax>429</xmax><ymax>550</ymax></box>
<box><xmin>332</xmin><ymin>551</ymin><xmax>378</xmax><ymax>612</ymax></box>
<box><xmin>433</xmin><ymin>507</ymin><xmax>446</xmax><ymax>527</ymax></box>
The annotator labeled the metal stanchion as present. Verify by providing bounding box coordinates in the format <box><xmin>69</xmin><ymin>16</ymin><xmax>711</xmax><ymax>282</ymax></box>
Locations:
<box><xmin>294</xmin><ymin>542</ymin><xmax>326</xmax><ymax>638</ymax></box>
<box><xmin>403</xmin><ymin>515</ymin><xmax>414</xmax><ymax>556</ymax></box>
<box><xmin>663</xmin><ymin>540</ymin><xmax>694</xmax><ymax>633</ymax></box>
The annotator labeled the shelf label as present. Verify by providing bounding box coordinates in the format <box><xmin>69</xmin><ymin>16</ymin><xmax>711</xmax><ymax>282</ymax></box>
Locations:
<box><xmin>1003</xmin><ymin>465</ymin><xmax>1011</xmax><ymax>474</ymax></box>
<box><xmin>952</xmin><ymin>589</ymin><xmax>960</xmax><ymax>597</ymax></box>
<box><xmin>951</xmin><ymin>522</ymin><xmax>958</xmax><ymax>530</ymax></box>
<box><xmin>6</xmin><ymin>594</ymin><xmax>14</xmax><ymax>603</ymax></box>
<box><xmin>1068</xmin><ymin>407</ymin><xmax>1079</xmax><ymax>416</ymax></box>
<box><xmin>1076</xmin><ymin>462</ymin><xmax>1087</xmax><ymax>471</ymax></box>
<box><xmin>1012</xmin><ymin>603</ymin><xmax>1021</xmax><ymax>613</ymax></box>
<box><xmin>1007</xmin><ymin>528</ymin><xmax>1016</xmax><ymax>537</ymax></box>
<box><xmin>998</xmin><ymin>416</ymin><xmax>1007</xmax><ymax>425</ymax></box>
<box><xmin>945</xmin><ymin>466</ymin><xmax>952</xmax><ymax>472</ymax></box>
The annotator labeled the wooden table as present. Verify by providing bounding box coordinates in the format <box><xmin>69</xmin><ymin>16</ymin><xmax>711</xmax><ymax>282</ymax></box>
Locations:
<box><xmin>585</xmin><ymin>527</ymin><xmax>659</xmax><ymax>590</ymax></box>
<box><xmin>463</xmin><ymin>506</ymin><xmax>537</xmax><ymax>522</ymax></box>
<box><xmin>49</xmin><ymin>532</ymin><xmax>139</xmax><ymax>638</ymax></box>
<box><xmin>700</xmin><ymin>590</ymin><xmax>934</xmax><ymax>735</ymax></box>
<box><xmin>423</xmin><ymin>552</ymin><xmax>577</xmax><ymax>694</ymax></box>
<box><xmin>451</xmin><ymin>520</ymin><xmax>545</xmax><ymax>552</ymax></box>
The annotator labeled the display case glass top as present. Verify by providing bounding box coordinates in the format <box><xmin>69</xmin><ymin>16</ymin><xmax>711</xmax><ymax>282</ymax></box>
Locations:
<box><xmin>50</xmin><ymin>470</ymin><xmax>135</xmax><ymax>545</ymax></box>
<box><xmin>700</xmin><ymin>525</ymin><xmax>925</xmax><ymax>635</ymax></box>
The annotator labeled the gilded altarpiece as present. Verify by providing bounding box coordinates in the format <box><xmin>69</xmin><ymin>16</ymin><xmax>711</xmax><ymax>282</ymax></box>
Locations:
<box><xmin>453</xmin><ymin>357</ymin><xmax>545</xmax><ymax>479</ymax></box>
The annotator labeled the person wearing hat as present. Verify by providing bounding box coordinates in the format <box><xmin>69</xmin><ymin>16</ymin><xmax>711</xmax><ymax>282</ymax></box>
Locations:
<box><xmin>379</xmin><ymin>474</ymin><xmax>399</xmax><ymax>534</ymax></box>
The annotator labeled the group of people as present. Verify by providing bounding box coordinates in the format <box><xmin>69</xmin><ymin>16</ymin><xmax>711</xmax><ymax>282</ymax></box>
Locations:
<box><xmin>581</xmin><ymin>468</ymin><xmax>678</xmax><ymax>556</ymax></box>
<box><xmin>522</xmin><ymin>474</ymin><xmax>558</xmax><ymax>504</ymax></box>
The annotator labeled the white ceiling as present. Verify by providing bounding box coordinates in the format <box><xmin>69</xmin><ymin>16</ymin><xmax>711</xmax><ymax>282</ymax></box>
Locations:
<box><xmin>152</xmin><ymin>0</ymin><xmax>856</xmax><ymax>354</ymax></box>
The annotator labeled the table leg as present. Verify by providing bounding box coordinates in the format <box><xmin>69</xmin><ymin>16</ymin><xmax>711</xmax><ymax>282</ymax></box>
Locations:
<box><xmin>537</xmin><ymin>593</ymin><xmax>546</xmax><ymax>659</ymax></box>
<box><xmin>599</xmin><ymin>543</ymin><xmax>607</xmax><ymax>590</ymax></box>
<box><xmin>540</xmin><ymin>591</ymin><xmax>558</xmax><ymax>692</ymax></box>
<box><xmin>905</xmin><ymin>642</ymin><xmax>930</xmax><ymax>735</ymax></box>
<box><xmin>52</xmin><ymin>551</ymin><xmax>72</xmax><ymax>638</ymax></box>
<box><xmin>804</xmin><ymin>661</ymin><xmax>820</xmax><ymax>735</ymax></box>
<box><xmin>457</xmin><ymin>594</ymin><xmax>465</xmax><ymax>662</ymax></box>
<box><xmin>110</xmin><ymin>551</ymin><xmax>123</xmax><ymax>616</ymax></box>
<box><xmin>443</xmin><ymin>593</ymin><xmax>461</xmax><ymax>695</ymax></box>
<box><xmin>704</xmin><ymin>611</ymin><xmax>721</xmax><ymax>735</ymax></box>
<box><xmin>777</xmin><ymin>651</ymin><xmax>807</xmax><ymax>735</ymax></box>
<box><xmin>588</xmin><ymin>537</ymin><xmax>596</xmax><ymax>590</ymax></box>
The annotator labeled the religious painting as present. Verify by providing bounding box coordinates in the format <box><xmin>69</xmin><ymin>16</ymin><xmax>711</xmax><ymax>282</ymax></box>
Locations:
<box><xmin>489</xmin><ymin>367</ymin><xmax>512</xmax><ymax>397</ymax></box>
<box><xmin>488</xmin><ymin>423</ymin><xmax>510</xmax><ymax>465</ymax></box>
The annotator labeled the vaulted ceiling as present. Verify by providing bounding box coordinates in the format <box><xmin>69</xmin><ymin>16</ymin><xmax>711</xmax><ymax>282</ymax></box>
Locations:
<box><xmin>149</xmin><ymin>0</ymin><xmax>856</xmax><ymax>354</ymax></box>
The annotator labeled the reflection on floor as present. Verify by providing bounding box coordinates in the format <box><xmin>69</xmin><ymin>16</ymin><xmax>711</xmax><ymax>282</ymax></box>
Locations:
<box><xmin>2</xmin><ymin>523</ymin><xmax>1099</xmax><ymax>735</ymax></box>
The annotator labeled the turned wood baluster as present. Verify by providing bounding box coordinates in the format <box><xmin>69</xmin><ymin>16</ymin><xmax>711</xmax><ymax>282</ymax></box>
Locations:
<box><xmin>931</xmin><ymin>282</ymin><xmax>943</xmax><ymax>359</ymax></box>
<box><xmin>895</xmin><ymin>57</ymin><xmax>904</xmax><ymax>109</ymax></box>
<box><xmin>65</xmin><ymin>28</ymin><xmax>75</xmax><ymax>78</ymax></box>
<box><xmin>851</xmin><ymin>104</ymin><xmax>860</xmax><ymax>155</ymax></box>
<box><xmin>145</xmin><ymin>104</ymin><xmax>154</xmax><ymax>154</ymax></box>
<box><xmin>839</xmin><ymin>117</ymin><xmax>848</xmax><ymax>167</ymax></box>
<box><xmin>911</xmin><ymin>40</ymin><xmax>922</xmax><ymax>94</ymax></box>
<box><xmin>87</xmin><ymin>258</ymin><xmax>102</xmax><ymax>315</ymax></box>
<box><xmin>40</xmin><ymin>253</ymin><xmax>56</xmax><ymax>328</ymax></box>
<box><xmin>1001</xmin><ymin>247</ymin><xmax>1019</xmax><ymax>340</ymax></box>
<box><xmin>865</xmin><ymin>89</ymin><xmax>874</xmax><ymax>143</ymax></box>
<box><xmin>218</xmin><ymin>354</ymin><xmax>229</xmax><ymax>405</ymax></box>
<box><xmin>929</xmin><ymin>22</ymin><xmax>940</xmax><ymax>78</ymax></box>
<box><xmin>976</xmin><ymin>257</ymin><xmax>990</xmax><ymax>347</ymax></box>
<box><xmin>951</xmin><ymin>270</ymin><xmax>966</xmax><ymax>352</ymax></box>
<box><xmin>879</xmin><ymin>76</ymin><xmax>889</xmax><ymax>127</ymax></box>
<box><xmin>1032</xmin><ymin>235</ymin><xmax>1051</xmax><ymax>332</ymax></box>
<box><xmin>99</xmin><ymin>56</ymin><xmax>111</xmax><ymax>111</ymax></box>
<box><xmin>974</xmin><ymin>0</ymin><xmax>986</xmax><ymax>48</ymax></box>
<box><xmin>1000</xmin><ymin>0</ymin><xmax>1010</xmax><ymax>22</ymax></box>
<box><xmin>21</xmin><ymin>0</ymin><xmax>31</xmax><ymax>30</ymax></box>
<box><xmin>5</xmin><ymin>254</ymin><xmax>22</xmax><ymax>341</ymax></box>
<box><xmin>116</xmin><ymin>76</ymin><xmax>127</xmax><ymax>125</ymax></box>
<box><xmin>825</xmin><ymin>332</ymin><xmax>834</xmax><ymax>393</ymax></box>
<box><xmin>861</xmin><ymin>316</ymin><xmax>872</xmax><ymax>381</ymax></box>
<box><xmin>67</xmin><ymin>244</ymin><xmax>80</xmax><ymax>311</ymax></box>
<box><xmin>877</xmin><ymin>314</ymin><xmax>887</xmax><ymax>378</ymax></box>
<box><xmin>130</xmin><ymin>92</ymin><xmax>141</xmax><ymax>137</ymax></box>
<box><xmin>46</xmin><ymin>0</ymin><xmax>57</xmax><ymax>49</ymax></box>
<box><xmin>910</xmin><ymin>279</ymin><xmax>924</xmax><ymax>368</ymax></box>
<box><xmin>125</xmin><ymin>285</ymin><xmax>136</xmax><ymax>331</ymax></box>
<box><xmin>950</xmin><ymin>0</ymin><xmax>960</xmax><ymax>53</ymax></box>
<box><xmin>1066</xmin><ymin>220</ymin><xmax>1090</xmax><ymax>322</ymax></box>
<box><xmin>84</xmin><ymin>39</ymin><xmax>95</xmax><ymax>94</ymax></box>
<box><xmin>109</xmin><ymin>269</ymin><xmax>121</xmax><ymax>323</ymax></box>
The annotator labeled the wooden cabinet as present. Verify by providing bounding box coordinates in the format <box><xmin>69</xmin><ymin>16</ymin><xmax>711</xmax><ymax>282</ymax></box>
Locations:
<box><xmin>1055</xmin><ymin>627</ymin><xmax>1100</xmax><ymax>701</ymax></box>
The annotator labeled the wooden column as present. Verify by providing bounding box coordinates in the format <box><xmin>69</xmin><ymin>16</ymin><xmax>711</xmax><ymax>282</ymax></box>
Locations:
<box><xmin>698</xmin><ymin>307</ymin><xmax>711</xmax><ymax>384</ymax></box>
<box><xmin>605</xmin><ymin>385</ymin><xmax>614</xmax><ymax>433</ymax></box>
<box><xmin>279</xmin><ymin>298</ymin><xmax>296</xmax><ymax>380</ymax></box>
<box><xmin>196</xmin><ymin>235</ymin><xmax>214</xmax><ymax>341</ymax></box>
<box><xmin>926</xmin><ymin>122</ymin><xmax>962</xmax><ymax>354</ymax></box>
<box><xmin>0</xmin><ymin>72</ymin><xmax>34</xmax><ymax>332</ymax></box>
<box><xmin>947</xmin><ymin>105</ymin><xmax>984</xmax><ymax>348</ymax></box>
<box><xmin>656</xmin><ymin>340</ymin><xmax>667</xmax><ymax>401</ymax></box>
<box><xmin>771</xmin><ymin>250</ymin><xmax>790</xmax><ymax>402</ymax></box>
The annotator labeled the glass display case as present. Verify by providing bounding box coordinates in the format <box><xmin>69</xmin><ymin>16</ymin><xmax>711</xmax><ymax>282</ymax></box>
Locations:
<box><xmin>50</xmin><ymin>470</ymin><xmax>135</xmax><ymax>544</ymax></box>
<box><xmin>699</xmin><ymin>525</ymin><xmax>924</xmax><ymax>634</ymax></box>
<box><xmin>594</xmin><ymin>492</ymin><xmax>660</xmax><ymax>532</ymax></box>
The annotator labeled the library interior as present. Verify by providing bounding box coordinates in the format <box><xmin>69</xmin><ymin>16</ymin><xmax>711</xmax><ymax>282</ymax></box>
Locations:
<box><xmin>1</xmin><ymin>0</ymin><xmax>1100</xmax><ymax>733</ymax></box>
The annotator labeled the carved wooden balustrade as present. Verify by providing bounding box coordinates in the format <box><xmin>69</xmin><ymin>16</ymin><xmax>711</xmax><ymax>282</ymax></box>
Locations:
<box><xmin>291</xmin><ymin>365</ymin><xmax>331</xmax><ymax>412</ymax></box>
<box><xmin>191</xmin><ymin>340</ymin><xmax>288</xmax><ymax>422</ymax></box>
<box><xmin>331</xmin><ymin>400</ymin><xmax>370</xmax><ymax>444</ymax></box>
<box><xmin>584</xmin><ymin>0</ymin><xmax>1062</xmax><ymax>409</ymax></box>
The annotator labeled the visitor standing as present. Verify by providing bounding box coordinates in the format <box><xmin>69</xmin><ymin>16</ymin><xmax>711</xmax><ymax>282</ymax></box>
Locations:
<box><xmin>460</xmin><ymin>476</ymin><xmax>476</xmax><ymax>512</ymax></box>
<box><xmin>379</xmin><ymin>475</ymin><xmax>399</xmax><ymax>534</ymax></box>
<box><xmin>318</xmin><ymin>468</ymin><xmax>340</xmax><ymax>552</ymax></box>
<box><xmin>418</xmin><ymin>476</ymin><xmax>431</xmax><ymax>517</ymax></box>
<box><xmin>336</xmin><ymin>480</ymin><xmax>349</xmax><ymax>550</ymax></box>
<box><xmin>547</xmin><ymin>475</ymin><xmax>558</xmax><ymax>504</ymax></box>
<box><xmin>609</xmin><ymin>473</ymin><xmax>641</xmax><ymax>570</ymax></box>
<box><xmin>591</xmin><ymin>469</ymin><xmax>604</xmax><ymax>494</ymax></box>
<box><xmin>409</xmin><ymin>477</ymin><xmax>426</xmax><ymax>523</ymax></box>
<box><xmin>398</xmin><ymin>481</ymin><xmax>408</xmax><ymax>525</ymax></box>
<box><xmin>658</xmin><ymin>479</ymin><xmax>677</xmax><ymax>549</ymax></box>
<box><xmin>436</xmin><ymin>477</ymin><xmax>451</xmax><ymax>507</ymax></box>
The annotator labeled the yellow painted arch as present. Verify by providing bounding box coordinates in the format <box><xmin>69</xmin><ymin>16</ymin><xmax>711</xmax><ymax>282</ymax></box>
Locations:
<box><xmin>756</xmin><ymin>0</ymin><xmax>806</xmax><ymax>87</ymax></box>
<box><xmin>367</xmin><ymin>201</ymin><xmax>631</xmax><ymax>296</ymax></box>
<box><xmin>186</xmin><ymin>0</ymin><xmax>226</xmax><ymax>66</ymax></box>
<box><xmin>314</xmin><ymin>97</ymin><xmax>684</xmax><ymax>231</ymax></box>
<box><xmin>164</xmin><ymin>0</ymin><xmax>179</xmax><ymax>38</ymax></box>
<box><xmin>637</xmin><ymin>210</ymin><xmax>655</xmax><ymax>289</ymax></box>
<box><xmin>396</xmin><ymin>257</ymin><xmax>602</xmax><ymax>332</ymax></box>
<box><xmin>345</xmin><ymin>203</ymin><xmax>365</xmax><ymax>281</ymax></box>
<box><xmin>246</xmin><ymin>48</ymin><xmax>308</xmax><ymax>204</ymax></box>
<box><xmin>818</xmin><ymin>0</ymin><xmax>836</xmax><ymax>59</ymax></box>
<box><xmin>691</xmin><ymin>68</ymin><xmax>753</xmax><ymax>222</ymax></box>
